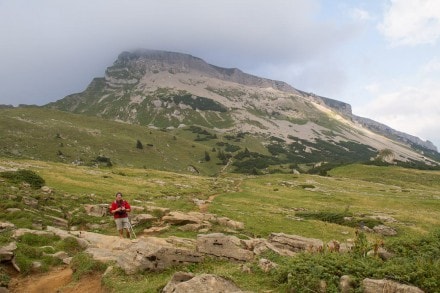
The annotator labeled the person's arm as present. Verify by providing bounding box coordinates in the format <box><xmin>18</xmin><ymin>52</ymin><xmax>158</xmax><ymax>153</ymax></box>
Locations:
<box><xmin>125</xmin><ymin>202</ymin><xmax>131</xmax><ymax>213</ymax></box>
<box><xmin>110</xmin><ymin>202</ymin><xmax>121</xmax><ymax>214</ymax></box>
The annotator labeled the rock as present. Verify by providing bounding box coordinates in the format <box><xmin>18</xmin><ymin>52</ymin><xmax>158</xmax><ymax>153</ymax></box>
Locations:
<box><xmin>162</xmin><ymin>272</ymin><xmax>243</xmax><ymax>293</ymax></box>
<box><xmin>0</xmin><ymin>242</ymin><xmax>17</xmax><ymax>261</ymax></box>
<box><xmin>31</xmin><ymin>261</ymin><xmax>42</xmax><ymax>272</ymax></box>
<box><xmin>367</xmin><ymin>247</ymin><xmax>394</xmax><ymax>261</ymax></box>
<box><xmin>143</xmin><ymin>226</ymin><xmax>170</xmax><ymax>235</ymax></box>
<box><xmin>362</xmin><ymin>278</ymin><xmax>423</xmax><ymax>293</ymax></box>
<box><xmin>21</xmin><ymin>196</ymin><xmax>38</xmax><ymax>208</ymax></box>
<box><xmin>215</xmin><ymin>217</ymin><xmax>244</xmax><ymax>230</ymax></box>
<box><xmin>0</xmin><ymin>222</ymin><xmax>15</xmax><ymax>230</ymax></box>
<box><xmin>13</xmin><ymin>228</ymin><xmax>54</xmax><ymax>238</ymax></box>
<box><xmin>196</xmin><ymin>233</ymin><xmax>254</xmax><ymax>261</ymax></box>
<box><xmin>373</xmin><ymin>225</ymin><xmax>397</xmax><ymax>236</ymax></box>
<box><xmin>83</xmin><ymin>204</ymin><xmax>109</xmax><ymax>217</ymax></box>
<box><xmin>258</xmin><ymin>258</ymin><xmax>278</xmax><ymax>272</ymax></box>
<box><xmin>178</xmin><ymin>222</ymin><xmax>211</xmax><ymax>232</ymax></box>
<box><xmin>268</xmin><ymin>233</ymin><xmax>324</xmax><ymax>254</ymax></box>
<box><xmin>46</xmin><ymin>215</ymin><xmax>68</xmax><ymax>228</ymax></box>
<box><xmin>367</xmin><ymin>214</ymin><xmax>397</xmax><ymax>223</ymax></box>
<box><xmin>146</xmin><ymin>206</ymin><xmax>171</xmax><ymax>215</ymax></box>
<box><xmin>41</xmin><ymin>186</ymin><xmax>52</xmax><ymax>193</ymax></box>
<box><xmin>162</xmin><ymin>211</ymin><xmax>201</xmax><ymax>225</ymax></box>
<box><xmin>132</xmin><ymin>214</ymin><xmax>156</xmax><ymax>225</ymax></box>
<box><xmin>117</xmin><ymin>240</ymin><xmax>203</xmax><ymax>274</ymax></box>
<box><xmin>326</xmin><ymin>240</ymin><xmax>340</xmax><ymax>252</ymax></box>
<box><xmin>340</xmin><ymin>275</ymin><xmax>355</xmax><ymax>293</ymax></box>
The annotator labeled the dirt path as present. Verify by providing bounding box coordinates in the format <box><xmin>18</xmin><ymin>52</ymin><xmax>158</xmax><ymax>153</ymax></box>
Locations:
<box><xmin>8</xmin><ymin>266</ymin><xmax>105</xmax><ymax>293</ymax></box>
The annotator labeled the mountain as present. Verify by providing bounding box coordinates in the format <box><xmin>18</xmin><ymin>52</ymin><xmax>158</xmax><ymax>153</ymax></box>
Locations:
<box><xmin>46</xmin><ymin>49</ymin><xmax>439</xmax><ymax>169</ymax></box>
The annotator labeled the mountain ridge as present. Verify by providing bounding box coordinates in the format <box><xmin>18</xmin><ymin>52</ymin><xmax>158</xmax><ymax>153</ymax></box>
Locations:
<box><xmin>45</xmin><ymin>49</ymin><xmax>439</xmax><ymax>167</ymax></box>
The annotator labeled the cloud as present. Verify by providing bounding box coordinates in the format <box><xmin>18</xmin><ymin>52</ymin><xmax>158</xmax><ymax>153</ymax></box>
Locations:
<box><xmin>378</xmin><ymin>0</ymin><xmax>440</xmax><ymax>46</ymax></box>
<box><xmin>350</xmin><ymin>8</ymin><xmax>372</xmax><ymax>21</ymax></box>
<box><xmin>421</xmin><ymin>57</ymin><xmax>440</xmax><ymax>74</ymax></box>
<box><xmin>357</xmin><ymin>81</ymin><xmax>440</xmax><ymax>147</ymax></box>
<box><xmin>0</xmin><ymin>0</ymin><xmax>360</xmax><ymax>106</ymax></box>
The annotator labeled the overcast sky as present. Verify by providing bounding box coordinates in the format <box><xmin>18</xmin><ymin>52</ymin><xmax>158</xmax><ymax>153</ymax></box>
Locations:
<box><xmin>1</xmin><ymin>0</ymin><xmax>439</xmax><ymax>149</ymax></box>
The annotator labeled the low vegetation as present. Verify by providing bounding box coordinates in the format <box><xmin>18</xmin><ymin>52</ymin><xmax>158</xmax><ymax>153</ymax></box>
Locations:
<box><xmin>0</xmin><ymin>157</ymin><xmax>439</xmax><ymax>291</ymax></box>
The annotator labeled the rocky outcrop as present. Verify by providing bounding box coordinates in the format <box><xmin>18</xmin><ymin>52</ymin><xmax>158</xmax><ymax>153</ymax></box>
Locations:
<box><xmin>362</xmin><ymin>278</ymin><xmax>424</xmax><ymax>293</ymax></box>
<box><xmin>117</xmin><ymin>241</ymin><xmax>203</xmax><ymax>274</ymax></box>
<box><xmin>196</xmin><ymin>233</ymin><xmax>254</xmax><ymax>261</ymax></box>
<box><xmin>162</xmin><ymin>271</ymin><xmax>243</xmax><ymax>293</ymax></box>
<box><xmin>268</xmin><ymin>233</ymin><xmax>324</xmax><ymax>255</ymax></box>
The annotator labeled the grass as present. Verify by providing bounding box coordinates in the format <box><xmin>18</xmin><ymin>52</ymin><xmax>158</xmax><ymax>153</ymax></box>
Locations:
<box><xmin>1</xmin><ymin>158</ymin><xmax>440</xmax><ymax>291</ymax></box>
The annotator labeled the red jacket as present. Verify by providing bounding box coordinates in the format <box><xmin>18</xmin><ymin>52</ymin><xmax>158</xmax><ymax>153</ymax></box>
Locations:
<box><xmin>110</xmin><ymin>200</ymin><xmax>131</xmax><ymax>219</ymax></box>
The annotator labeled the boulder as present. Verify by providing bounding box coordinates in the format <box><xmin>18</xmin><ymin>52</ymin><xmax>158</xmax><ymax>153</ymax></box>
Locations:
<box><xmin>268</xmin><ymin>233</ymin><xmax>323</xmax><ymax>254</ymax></box>
<box><xmin>373</xmin><ymin>225</ymin><xmax>397</xmax><ymax>236</ymax></box>
<box><xmin>215</xmin><ymin>217</ymin><xmax>244</xmax><ymax>230</ymax></box>
<box><xmin>339</xmin><ymin>275</ymin><xmax>355</xmax><ymax>293</ymax></box>
<box><xmin>362</xmin><ymin>278</ymin><xmax>423</xmax><ymax>293</ymax></box>
<box><xmin>117</xmin><ymin>240</ymin><xmax>203</xmax><ymax>274</ymax></box>
<box><xmin>0</xmin><ymin>222</ymin><xmax>15</xmax><ymax>230</ymax></box>
<box><xmin>162</xmin><ymin>272</ymin><xmax>243</xmax><ymax>293</ymax></box>
<box><xmin>258</xmin><ymin>258</ymin><xmax>278</xmax><ymax>272</ymax></box>
<box><xmin>162</xmin><ymin>211</ymin><xmax>202</xmax><ymax>225</ymax></box>
<box><xmin>196</xmin><ymin>233</ymin><xmax>254</xmax><ymax>261</ymax></box>
<box><xmin>0</xmin><ymin>242</ymin><xmax>17</xmax><ymax>261</ymax></box>
<box><xmin>83</xmin><ymin>204</ymin><xmax>109</xmax><ymax>217</ymax></box>
<box><xmin>131</xmin><ymin>213</ymin><xmax>156</xmax><ymax>225</ymax></box>
<box><xmin>21</xmin><ymin>196</ymin><xmax>38</xmax><ymax>208</ymax></box>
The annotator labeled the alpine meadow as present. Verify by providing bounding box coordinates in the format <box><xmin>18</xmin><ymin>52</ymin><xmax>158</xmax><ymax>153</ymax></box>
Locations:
<box><xmin>1</xmin><ymin>50</ymin><xmax>440</xmax><ymax>292</ymax></box>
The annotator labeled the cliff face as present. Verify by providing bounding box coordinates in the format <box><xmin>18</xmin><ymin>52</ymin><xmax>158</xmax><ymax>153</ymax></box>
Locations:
<box><xmin>46</xmin><ymin>49</ymin><xmax>438</xmax><ymax>164</ymax></box>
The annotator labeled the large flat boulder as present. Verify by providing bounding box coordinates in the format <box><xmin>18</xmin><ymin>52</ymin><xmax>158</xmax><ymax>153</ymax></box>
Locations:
<box><xmin>196</xmin><ymin>233</ymin><xmax>254</xmax><ymax>261</ymax></box>
<box><xmin>117</xmin><ymin>240</ymin><xmax>203</xmax><ymax>274</ymax></box>
<box><xmin>268</xmin><ymin>233</ymin><xmax>324</xmax><ymax>254</ymax></box>
<box><xmin>162</xmin><ymin>271</ymin><xmax>244</xmax><ymax>293</ymax></box>
<box><xmin>362</xmin><ymin>278</ymin><xmax>424</xmax><ymax>293</ymax></box>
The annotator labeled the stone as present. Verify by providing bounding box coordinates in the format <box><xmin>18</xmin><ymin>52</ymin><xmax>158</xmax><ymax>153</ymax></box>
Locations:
<box><xmin>162</xmin><ymin>272</ymin><xmax>243</xmax><ymax>293</ymax></box>
<box><xmin>131</xmin><ymin>213</ymin><xmax>156</xmax><ymax>225</ymax></box>
<box><xmin>362</xmin><ymin>278</ymin><xmax>423</xmax><ymax>293</ymax></box>
<box><xmin>258</xmin><ymin>258</ymin><xmax>278</xmax><ymax>272</ymax></box>
<box><xmin>268</xmin><ymin>233</ymin><xmax>324</xmax><ymax>254</ymax></box>
<box><xmin>196</xmin><ymin>233</ymin><xmax>254</xmax><ymax>261</ymax></box>
<box><xmin>117</xmin><ymin>240</ymin><xmax>203</xmax><ymax>274</ymax></box>
<box><xmin>373</xmin><ymin>225</ymin><xmax>397</xmax><ymax>236</ymax></box>
<box><xmin>143</xmin><ymin>226</ymin><xmax>170</xmax><ymax>235</ymax></box>
<box><xmin>0</xmin><ymin>222</ymin><xmax>15</xmax><ymax>230</ymax></box>
<box><xmin>21</xmin><ymin>196</ymin><xmax>38</xmax><ymax>208</ymax></box>
<box><xmin>215</xmin><ymin>217</ymin><xmax>244</xmax><ymax>230</ymax></box>
<box><xmin>0</xmin><ymin>242</ymin><xmax>17</xmax><ymax>261</ymax></box>
<box><xmin>162</xmin><ymin>211</ymin><xmax>201</xmax><ymax>225</ymax></box>
<box><xmin>83</xmin><ymin>204</ymin><xmax>109</xmax><ymax>217</ymax></box>
<box><xmin>339</xmin><ymin>275</ymin><xmax>355</xmax><ymax>293</ymax></box>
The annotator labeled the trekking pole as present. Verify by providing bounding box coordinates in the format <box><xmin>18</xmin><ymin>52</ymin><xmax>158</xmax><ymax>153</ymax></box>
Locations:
<box><xmin>128</xmin><ymin>218</ymin><xmax>136</xmax><ymax>239</ymax></box>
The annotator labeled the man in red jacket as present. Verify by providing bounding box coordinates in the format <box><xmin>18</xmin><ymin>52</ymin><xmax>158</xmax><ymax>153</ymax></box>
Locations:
<box><xmin>110</xmin><ymin>192</ymin><xmax>132</xmax><ymax>238</ymax></box>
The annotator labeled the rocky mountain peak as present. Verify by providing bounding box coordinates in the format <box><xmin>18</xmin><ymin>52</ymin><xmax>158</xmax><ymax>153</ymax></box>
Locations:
<box><xmin>111</xmin><ymin>49</ymin><xmax>300</xmax><ymax>93</ymax></box>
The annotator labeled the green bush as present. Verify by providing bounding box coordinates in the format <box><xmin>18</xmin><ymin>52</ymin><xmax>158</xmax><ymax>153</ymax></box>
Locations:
<box><xmin>0</xmin><ymin>169</ymin><xmax>45</xmax><ymax>189</ymax></box>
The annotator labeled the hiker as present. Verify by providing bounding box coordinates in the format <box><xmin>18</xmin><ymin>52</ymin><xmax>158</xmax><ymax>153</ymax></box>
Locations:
<box><xmin>110</xmin><ymin>192</ymin><xmax>132</xmax><ymax>238</ymax></box>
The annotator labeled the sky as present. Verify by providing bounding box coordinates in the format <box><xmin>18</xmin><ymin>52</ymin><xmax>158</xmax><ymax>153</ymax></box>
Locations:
<box><xmin>1</xmin><ymin>0</ymin><xmax>439</xmax><ymax>149</ymax></box>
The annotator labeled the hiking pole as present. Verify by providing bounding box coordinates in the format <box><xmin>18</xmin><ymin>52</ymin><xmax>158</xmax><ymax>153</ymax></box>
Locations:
<box><xmin>128</xmin><ymin>218</ymin><xmax>136</xmax><ymax>239</ymax></box>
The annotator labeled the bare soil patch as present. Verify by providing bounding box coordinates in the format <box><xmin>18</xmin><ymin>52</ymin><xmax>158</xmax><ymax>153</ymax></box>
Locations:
<box><xmin>9</xmin><ymin>266</ymin><xmax>105</xmax><ymax>293</ymax></box>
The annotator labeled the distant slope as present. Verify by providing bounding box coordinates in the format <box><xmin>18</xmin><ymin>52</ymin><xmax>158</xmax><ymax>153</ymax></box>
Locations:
<box><xmin>44</xmin><ymin>49</ymin><xmax>439</xmax><ymax>166</ymax></box>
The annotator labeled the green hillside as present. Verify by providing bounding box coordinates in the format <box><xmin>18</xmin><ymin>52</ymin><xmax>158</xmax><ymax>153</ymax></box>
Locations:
<box><xmin>0</xmin><ymin>158</ymin><xmax>439</xmax><ymax>291</ymax></box>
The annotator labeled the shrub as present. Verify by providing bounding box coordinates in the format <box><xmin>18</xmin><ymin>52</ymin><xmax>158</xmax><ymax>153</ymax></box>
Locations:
<box><xmin>0</xmin><ymin>169</ymin><xmax>45</xmax><ymax>189</ymax></box>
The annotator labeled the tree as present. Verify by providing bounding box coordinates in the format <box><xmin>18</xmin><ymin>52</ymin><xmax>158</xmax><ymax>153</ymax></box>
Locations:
<box><xmin>204</xmin><ymin>151</ymin><xmax>211</xmax><ymax>162</ymax></box>
<box><xmin>136</xmin><ymin>139</ymin><xmax>143</xmax><ymax>149</ymax></box>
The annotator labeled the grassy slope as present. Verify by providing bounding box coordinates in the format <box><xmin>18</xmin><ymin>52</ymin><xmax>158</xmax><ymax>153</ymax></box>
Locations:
<box><xmin>1</xmin><ymin>157</ymin><xmax>440</xmax><ymax>291</ymax></box>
